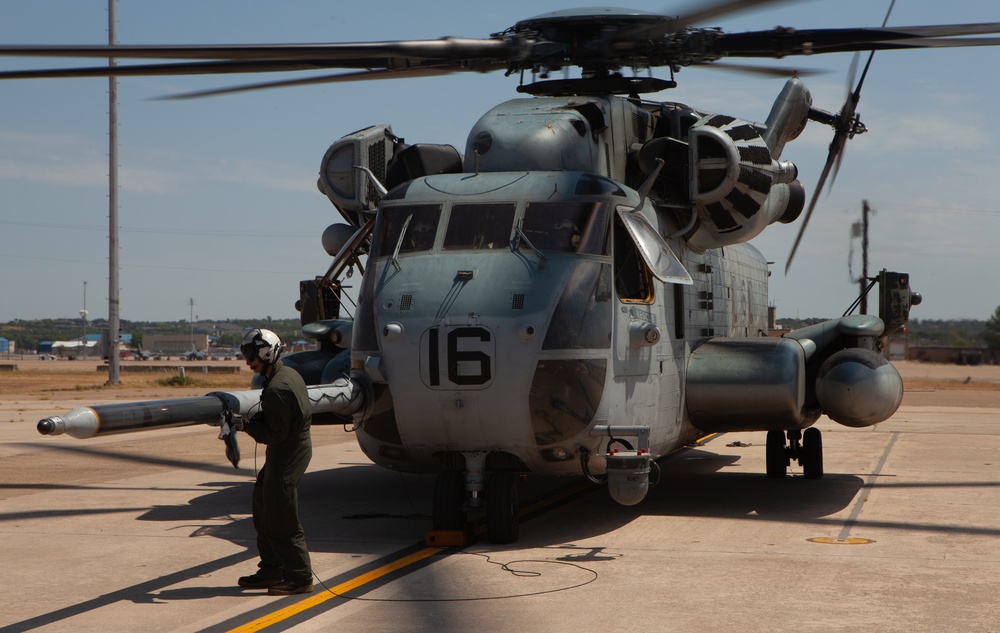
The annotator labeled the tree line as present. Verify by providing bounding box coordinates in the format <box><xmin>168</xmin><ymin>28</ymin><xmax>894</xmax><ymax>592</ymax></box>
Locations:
<box><xmin>0</xmin><ymin>317</ymin><xmax>303</xmax><ymax>352</ymax></box>
<box><xmin>4</xmin><ymin>310</ymin><xmax>1000</xmax><ymax>353</ymax></box>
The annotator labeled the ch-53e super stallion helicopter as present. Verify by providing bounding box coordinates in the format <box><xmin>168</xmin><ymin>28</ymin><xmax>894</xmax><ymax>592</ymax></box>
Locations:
<box><xmin>10</xmin><ymin>0</ymin><xmax>995</xmax><ymax>544</ymax></box>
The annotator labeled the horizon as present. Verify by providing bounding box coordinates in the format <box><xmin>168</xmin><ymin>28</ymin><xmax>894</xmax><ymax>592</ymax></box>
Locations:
<box><xmin>3</xmin><ymin>313</ymin><xmax>989</xmax><ymax>327</ymax></box>
<box><xmin>2</xmin><ymin>1</ymin><xmax>999</xmax><ymax>322</ymax></box>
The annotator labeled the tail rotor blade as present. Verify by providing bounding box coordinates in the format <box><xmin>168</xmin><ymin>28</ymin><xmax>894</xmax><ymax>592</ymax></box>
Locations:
<box><xmin>785</xmin><ymin>145</ymin><xmax>837</xmax><ymax>275</ymax></box>
<box><xmin>787</xmin><ymin>0</ymin><xmax>897</xmax><ymax>275</ymax></box>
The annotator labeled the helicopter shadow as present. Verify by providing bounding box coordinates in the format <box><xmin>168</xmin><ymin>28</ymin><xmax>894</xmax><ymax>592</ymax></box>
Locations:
<box><xmin>136</xmin><ymin>462</ymin><xmax>438</xmax><ymax>551</ymax></box>
<box><xmin>516</xmin><ymin>445</ymin><xmax>865</xmax><ymax>547</ymax></box>
<box><xmin>129</xmin><ymin>445</ymin><xmax>866</xmax><ymax>554</ymax></box>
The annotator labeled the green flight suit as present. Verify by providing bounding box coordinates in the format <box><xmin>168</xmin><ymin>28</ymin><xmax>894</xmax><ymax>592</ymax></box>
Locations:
<box><xmin>244</xmin><ymin>360</ymin><xmax>313</xmax><ymax>584</ymax></box>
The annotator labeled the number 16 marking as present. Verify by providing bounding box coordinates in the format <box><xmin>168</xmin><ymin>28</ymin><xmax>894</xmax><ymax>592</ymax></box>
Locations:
<box><xmin>426</xmin><ymin>326</ymin><xmax>494</xmax><ymax>388</ymax></box>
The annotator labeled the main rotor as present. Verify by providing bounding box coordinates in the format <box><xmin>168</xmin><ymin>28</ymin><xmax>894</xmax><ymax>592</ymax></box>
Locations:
<box><xmin>2</xmin><ymin>0</ymin><xmax>999</xmax><ymax>98</ymax></box>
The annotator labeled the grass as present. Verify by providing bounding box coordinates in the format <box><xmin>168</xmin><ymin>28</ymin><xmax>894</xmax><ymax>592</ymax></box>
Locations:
<box><xmin>0</xmin><ymin>368</ymin><xmax>249</xmax><ymax>395</ymax></box>
<box><xmin>904</xmin><ymin>378</ymin><xmax>1000</xmax><ymax>391</ymax></box>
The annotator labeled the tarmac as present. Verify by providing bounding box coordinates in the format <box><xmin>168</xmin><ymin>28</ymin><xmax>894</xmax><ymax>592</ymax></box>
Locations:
<box><xmin>0</xmin><ymin>361</ymin><xmax>997</xmax><ymax>632</ymax></box>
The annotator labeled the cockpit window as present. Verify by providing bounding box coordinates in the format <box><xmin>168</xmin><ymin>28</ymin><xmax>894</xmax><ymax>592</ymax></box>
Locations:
<box><xmin>521</xmin><ymin>202</ymin><xmax>610</xmax><ymax>254</ymax></box>
<box><xmin>374</xmin><ymin>204</ymin><xmax>442</xmax><ymax>257</ymax></box>
<box><xmin>444</xmin><ymin>203</ymin><xmax>516</xmax><ymax>250</ymax></box>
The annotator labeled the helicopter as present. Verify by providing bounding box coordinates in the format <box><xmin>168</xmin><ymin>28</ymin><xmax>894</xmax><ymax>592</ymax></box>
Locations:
<box><xmin>10</xmin><ymin>0</ymin><xmax>999</xmax><ymax>544</ymax></box>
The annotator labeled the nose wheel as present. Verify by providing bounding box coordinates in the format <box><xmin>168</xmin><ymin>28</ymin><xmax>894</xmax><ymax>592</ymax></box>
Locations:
<box><xmin>766</xmin><ymin>428</ymin><xmax>824</xmax><ymax>479</ymax></box>
<box><xmin>431</xmin><ymin>467</ymin><xmax>521</xmax><ymax>543</ymax></box>
<box><xmin>486</xmin><ymin>470</ymin><xmax>519</xmax><ymax>544</ymax></box>
<box><xmin>432</xmin><ymin>468</ymin><xmax>465</xmax><ymax>531</ymax></box>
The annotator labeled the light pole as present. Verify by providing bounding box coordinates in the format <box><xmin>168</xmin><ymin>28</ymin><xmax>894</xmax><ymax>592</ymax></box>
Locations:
<box><xmin>105</xmin><ymin>0</ymin><xmax>121</xmax><ymax>384</ymax></box>
<box><xmin>189</xmin><ymin>298</ymin><xmax>195</xmax><ymax>351</ymax></box>
<box><xmin>80</xmin><ymin>280</ymin><xmax>88</xmax><ymax>358</ymax></box>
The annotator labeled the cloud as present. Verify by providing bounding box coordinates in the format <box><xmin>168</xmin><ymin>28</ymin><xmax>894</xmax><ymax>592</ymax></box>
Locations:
<box><xmin>861</xmin><ymin>112</ymin><xmax>991</xmax><ymax>154</ymax></box>
<box><xmin>0</xmin><ymin>127</ymin><xmax>313</xmax><ymax>194</ymax></box>
<box><xmin>204</xmin><ymin>158</ymin><xmax>319</xmax><ymax>193</ymax></box>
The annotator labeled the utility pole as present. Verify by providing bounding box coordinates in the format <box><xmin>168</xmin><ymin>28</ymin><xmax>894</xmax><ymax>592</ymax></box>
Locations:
<box><xmin>106</xmin><ymin>0</ymin><xmax>121</xmax><ymax>385</ymax></box>
<box><xmin>189</xmin><ymin>298</ymin><xmax>195</xmax><ymax>350</ymax></box>
<box><xmin>850</xmin><ymin>200</ymin><xmax>874</xmax><ymax>315</ymax></box>
<box><xmin>860</xmin><ymin>200</ymin><xmax>871</xmax><ymax>315</ymax></box>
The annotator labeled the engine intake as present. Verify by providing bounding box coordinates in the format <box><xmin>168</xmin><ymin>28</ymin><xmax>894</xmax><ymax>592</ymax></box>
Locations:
<box><xmin>685</xmin><ymin>114</ymin><xmax>802</xmax><ymax>251</ymax></box>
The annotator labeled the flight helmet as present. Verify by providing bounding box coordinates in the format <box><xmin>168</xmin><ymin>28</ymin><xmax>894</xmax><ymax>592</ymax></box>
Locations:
<box><xmin>240</xmin><ymin>328</ymin><xmax>283</xmax><ymax>367</ymax></box>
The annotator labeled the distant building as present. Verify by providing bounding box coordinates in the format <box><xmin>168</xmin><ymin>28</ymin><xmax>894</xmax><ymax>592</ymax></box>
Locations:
<box><xmin>49</xmin><ymin>335</ymin><xmax>99</xmax><ymax>358</ymax></box>
<box><xmin>908</xmin><ymin>345</ymin><xmax>997</xmax><ymax>366</ymax></box>
<box><xmin>0</xmin><ymin>337</ymin><xmax>12</xmax><ymax>354</ymax></box>
<box><xmin>766</xmin><ymin>306</ymin><xmax>787</xmax><ymax>337</ymax></box>
<box><xmin>287</xmin><ymin>340</ymin><xmax>316</xmax><ymax>353</ymax></box>
<box><xmin>144</xmin><ymin>334</ymin><xmax>211</xmax><ymax>354</ymax></box>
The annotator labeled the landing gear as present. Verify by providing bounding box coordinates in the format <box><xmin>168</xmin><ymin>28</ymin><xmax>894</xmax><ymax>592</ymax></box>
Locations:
<box><xmin>766</xmin><ymin>430</ymin><xmax>788</xmax><ymax>479</ymax></box>
<box><xmin>432</xmin><ymin>469</ymin><xmax>465</xmax><ymax>531</ymax></box>
<box><xmin>486</xmin><ymin>470</ymin><xmax>519</xmax><ymax>544</ymax></box>
<box><xmin>802</xmin><ymin>427</ymin><xmax>824</xmax><ymax>480</ymax></box>
<box><xmin>431</xmin><ymin>466</ymin><xmax>521</xmax><ymax>543</ymax></box>
<box><xmin>766</xmin><ymin>428</ymin><xmax>824</xmax><ymax>479</ymax></box>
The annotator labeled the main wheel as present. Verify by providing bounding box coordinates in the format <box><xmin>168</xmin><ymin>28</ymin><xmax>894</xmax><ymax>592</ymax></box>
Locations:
<box><xmin>802</xmin><ymin>427</ymin><xmax>824</xmax><ymax>479</ymax></box>
<box><xmin>432</xmin><ymin>469</ymin><xmax>465</xmax><ymax>530</ymax></box>
<box><xmin>766</xmin><ymin>430</ymin><xmax>787</xmax><ymax>479</ymax></box>
<box><xmin>486</xmin><ymin>470</ymin><xmax>519</xmax><ymax>544</ymax></box>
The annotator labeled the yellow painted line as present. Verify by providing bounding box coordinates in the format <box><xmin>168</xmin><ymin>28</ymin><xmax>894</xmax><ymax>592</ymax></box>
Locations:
<box><xmin>227</xmin><ymin>546</ymin><xmax>441</xmax><ymax>632</ymax></box>
<box><xmin>808</xmin><ymin>537</ymin><xmax>875</xmax><ymax>545</ymax></box>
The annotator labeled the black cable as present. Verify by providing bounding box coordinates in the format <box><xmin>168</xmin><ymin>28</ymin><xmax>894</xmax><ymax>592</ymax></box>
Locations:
<box><xmin>309</xmin><ymin>551</ymin><xmax>600</xmax><ymax>603</ymax></box>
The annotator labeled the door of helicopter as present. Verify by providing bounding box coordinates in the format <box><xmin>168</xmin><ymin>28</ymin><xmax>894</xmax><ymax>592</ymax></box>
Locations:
<box><xmin>610</xmin><ymin>205</ymin><xmax>694</xmax><ymax>440</ymax></box>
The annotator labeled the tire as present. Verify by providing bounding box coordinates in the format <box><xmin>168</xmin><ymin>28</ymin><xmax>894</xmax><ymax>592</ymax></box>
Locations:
<box><xmin>432</xmin><ymin>469</ymin><xmax>465</xmax><ymax>530</ymax></box>
<box><xmin>486</xmin><ymin>470</ymin><xmax>519</xmax><ymax>544</ymax></box>
<box><xmin>766</xmin><ymin>430</ymin><xmax>787</xmax><ymax>479</ymax></box>
<box><xmin>802</xmin><ymin>427</ymin><xmax>824</xmax><ymax>479</ymax></box>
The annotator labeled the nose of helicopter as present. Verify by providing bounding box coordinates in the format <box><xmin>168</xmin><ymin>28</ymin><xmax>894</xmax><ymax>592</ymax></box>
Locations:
<box><xmin>362</xmin><ymin>251</ymin><xmax>610</xmax><ymax>454</ymax></box>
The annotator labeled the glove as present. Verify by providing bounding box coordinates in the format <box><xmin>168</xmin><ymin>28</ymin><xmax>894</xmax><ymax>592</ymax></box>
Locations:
<box><xmin>216</xmin><ymin>412</ymin><xmax>243</xmax><ymax>436</ymax></box>
<box><xmin>217</xmin><ymin>411</ymin><xmax>242</xmax><ymax>468</ymax></box>
<box><xmin>223</xmin><ymin>430</ymin><xmax>241</xmax><ymax>469</ymax></box>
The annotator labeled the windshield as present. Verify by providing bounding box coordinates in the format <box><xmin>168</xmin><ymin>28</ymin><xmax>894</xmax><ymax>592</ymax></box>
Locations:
<box><xmin>521</xmin><ymin>202</ymin><xmax>609</xmax><ymax>255</ymax></box>
<box><xmin>444</xmin><ymin>203</ymin><xmax>516</xmax><ymax>250</ymax></box>
<box><xmin>373</xmin><ymin>204</ymin><xmax>443</xmax><ymax>257</ymax></box>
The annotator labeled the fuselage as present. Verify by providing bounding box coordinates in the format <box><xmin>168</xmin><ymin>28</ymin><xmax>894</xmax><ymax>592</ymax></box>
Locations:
<box><xmin>349</xmin><ymin>169</ymin><xmax>770</xmax><ymax>477</ymax></box>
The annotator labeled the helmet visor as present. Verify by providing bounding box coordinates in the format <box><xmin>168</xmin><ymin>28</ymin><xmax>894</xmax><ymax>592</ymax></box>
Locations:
<box><xmin>240</xmin><ymin>343</ymin><xmax>257</xmax><ymax>362</ymax></box>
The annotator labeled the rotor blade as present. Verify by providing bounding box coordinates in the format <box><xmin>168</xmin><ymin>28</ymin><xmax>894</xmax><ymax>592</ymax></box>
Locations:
<box><xmin>699</xmin><ymin>61</ymin><xmax>830</xmax><ymax>77</ymax></box>
<box><xmin>785</xmin><ymin>148</ymin><xmax>838</xmax><ymax>276</ymax></box>
<box><xmin>882</xmin><ymin>36</ymin><xmax>1000</xmax><ymax>49</ymax></box>
<box><xmin>0</xmin><ymin>38</ymin><xmax>511</xmax><ymax>82</ymax></box>
<box><xmin>788</xmin><ymin>1</ymin><xmax>895</xmax><ymax>275</ymax></box>
<box><xmin>845</xmin><ymin>52</ymin><xmax>859</xmax><ymax>96</ymax></box>
<box><xmin>621</xmin><ymin>0</ymin><xmax>804</xmax><ymax>40</ymax></box>
<box><xmin>0</xmin><ymin>38</ymin><xmax>509</xmax><ymax>63</ymax></box>
<box><xmin>0</xmin><ymin>59</ymin><xmax>340</xmax><ymax>80</ymax></box>
<box><xmin>829</xmin><ymin>141</ymin><xmax>848</xmax><ymax>189</ymax></box>
<box><xmin>672</xmin><ymin>0</ymin><xmax>807</xmax><ymax>29</ymax></box>
<box><xmin>158</xmin><ymin>64</ymin><xmax>507</xmax><ymax>100</ymax></box>
<box><xmin>716</xmin><ymin>22</ymin><xmax>1000</xmax><ymax>58</ymax></box>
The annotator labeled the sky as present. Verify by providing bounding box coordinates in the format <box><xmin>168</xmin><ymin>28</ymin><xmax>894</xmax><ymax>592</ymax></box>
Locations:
<box><xmin>1</xmin><ymin>0</ymin><xmax>998</xmax><ymax>323</ymax></box>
